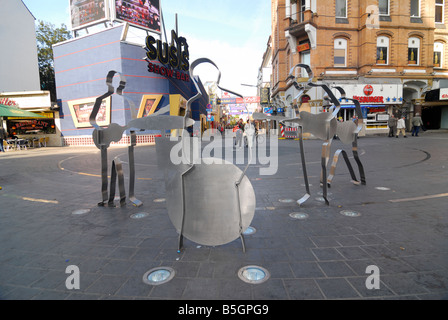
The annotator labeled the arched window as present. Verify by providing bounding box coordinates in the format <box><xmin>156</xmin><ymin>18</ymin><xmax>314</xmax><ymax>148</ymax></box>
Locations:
<box><xmin>434</xmin><ymin>42</ymin><xmax>444</xmax><ymax>68</ymax></box>
<box><xmin>376</xmin><ymin>36</ymin><xmax>389</xmax><ymax>65</ymax></box>
<box><xmin>334</xmin><ymin>38</ymin><xmax>347</xmax><ymax>67</ymax></box>
<box><xmin>408</xmin><ymin>37</ymin><xmax>420</xmax><ymax>65</ymax></box>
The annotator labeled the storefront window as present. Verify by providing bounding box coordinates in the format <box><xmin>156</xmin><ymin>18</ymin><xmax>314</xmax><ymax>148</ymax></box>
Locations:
<box><xmin>7</xmin><ymin>119</ymin><xmax>56</xmax><ymax>135</ymax></box>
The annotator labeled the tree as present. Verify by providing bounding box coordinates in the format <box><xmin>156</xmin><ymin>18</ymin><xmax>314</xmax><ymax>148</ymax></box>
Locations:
<box><xmin>36</xmin><ymin>20</ymin><xmax>72</xmax><ymax>102</ymax></box>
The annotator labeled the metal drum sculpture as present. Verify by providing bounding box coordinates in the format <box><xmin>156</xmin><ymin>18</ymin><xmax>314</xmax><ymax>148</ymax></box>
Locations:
<box><xmin>89</xmin><ymin>59</ymin><xmax>256</xmax><ymax>253</ymax></box>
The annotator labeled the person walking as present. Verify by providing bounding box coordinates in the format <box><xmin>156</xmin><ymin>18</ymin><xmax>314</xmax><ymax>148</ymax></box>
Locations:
<box><xmin>411</xmin><ymin>113</ymin><xmax>424</xmax><ymax>136</ymax></box>
<box><xmin>388</xmin><ymin>114</ymin><xmax>397</xmax><ymax>137</ymax></box>
<box><xmin>396</xmin><ymin>116</ymin><xmax>407</xmax><ymax>138</ymax></box>
<box><xmin>0</xmin><ymin>126</ymin><xmax>7</xmax><ymax>152</ymax></box>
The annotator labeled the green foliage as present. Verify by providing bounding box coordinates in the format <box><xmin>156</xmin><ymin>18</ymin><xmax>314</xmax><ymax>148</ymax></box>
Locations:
<box><xmin>35</xmin><ymin>20</ymin><xmax>72</xmax><ymax>102</ymax></box>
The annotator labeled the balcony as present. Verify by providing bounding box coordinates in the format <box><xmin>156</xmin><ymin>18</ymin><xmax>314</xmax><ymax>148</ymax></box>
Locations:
<box><xmin>285</xmin><ymin>10</ymin><xmax>313</xmax><ymax>38</ymax></box>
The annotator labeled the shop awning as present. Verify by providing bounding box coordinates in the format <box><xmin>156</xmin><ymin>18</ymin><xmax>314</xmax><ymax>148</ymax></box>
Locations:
<box><xmin>0</xmin><ymin>104</ymin><xmax>46</xmax><ymax>118</ymax></box>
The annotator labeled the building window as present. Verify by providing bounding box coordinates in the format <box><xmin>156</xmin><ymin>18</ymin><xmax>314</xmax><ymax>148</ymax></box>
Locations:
<box><xmin>379</xmin><ymin>0</ymin><xmax>390</xmax><ymax>15</ymax></box>
<box><xmin>408</xmin><ymin>37</ymin><xmax>420</xmax><ymax>65</ymax></box>
<box><xmin>436</xmin><ymin>0</ymin><xmax>444</xmax><ymax>23</ymax></box>
<box><xmin>434</xmin><ymin>42</ymin><xmax>444</xmax><ymax>68</ymax></box>
<box><xmin>301</xmin><ymin>51</ymin><xmax>310</xmax><ymax>77</ymax></box>
<box><xmin>334</xmin><ymin>38</ymin><xmax>347</xmax><ymax>67</ymax></box>
<box><xmin>410</xmin><ymin>0</ymin><xmax>420</xmax><ymax>17</ymax></box>
<box><xmin>376</xmin><ymin>36</ymin><xmax>389</xmax><ymax>65</ymax></box>
<box><xmin>299</xmin><ymin>0</ymin><xmax>306</xmax><ymax>22</ymax></box>
<box><xmin>336</xmin><ymin>0</ymin><xmax>347</xmax><ymax>18</ymax></box>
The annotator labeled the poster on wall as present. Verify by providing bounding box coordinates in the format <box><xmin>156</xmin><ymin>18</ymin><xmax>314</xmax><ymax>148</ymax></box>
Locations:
<box><xmin>69</xmin><ymin>0</ymin><xmax>110</xmax><ymax>30</ymax></box>
<box><xmin>67</xmin><ymin>97</ymin><xmax>111</xmax><ymax>128</ymax></box>
<box><xmin>113</xmin><ymin>0</ymin><xmax>161</xmax><ymax>33</ymax></box>
<box><xmin>137</xmin><ymin>95</ymin><xmax>163</xmax><ymax>118</ymax></box>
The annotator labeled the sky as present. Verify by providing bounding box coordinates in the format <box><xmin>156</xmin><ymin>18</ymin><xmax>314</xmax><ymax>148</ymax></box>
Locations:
<box><xmin>21</xmin><ymin>0</ymin><xmax>272</xmax><ymax>97</ymax></box>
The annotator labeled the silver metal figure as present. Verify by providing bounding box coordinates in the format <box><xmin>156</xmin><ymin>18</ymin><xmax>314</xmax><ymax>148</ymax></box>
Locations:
<box><xmin>89</xmin><ymin>60</ymin><xmax>256</xmax><ymax>253</ymax></box>
<box><xmin>163</xmin><ymin>58</ymin><xmax>255</xmax><ymax>252</ymax></box>
<box><xmin>252</xmin><ymin>64</ymin><xmax>366</xmax><ymax>206</ymax></box>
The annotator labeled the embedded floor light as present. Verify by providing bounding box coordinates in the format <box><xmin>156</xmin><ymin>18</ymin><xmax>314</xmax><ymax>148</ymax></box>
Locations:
<box><xmin>340</xmin><ymin>210</ymin><xmax>361</xmax><ymax>217</ymax></box>
<box><xmin>143</xmin><ymin>267</ymin><xmax>175</xmax><ymax>285</ymax></box>
<box><xmin>130</xmin><ymin>212</ymin><xmax>149</xmax><ymax>219</ymax></box>
<box><xmin>72</xmin><ymin>209</ymin><xmax>90</xmax><ymax>215</ymax></box>
<box><xmin>289</xmin><ymin>212</ymin><xmax>309</xmax><ymax>220</ymax></box>
<box><xmin>238</xmin><ymin>266</ymin><xmax>270</xmax><ymax>284</ymax></box>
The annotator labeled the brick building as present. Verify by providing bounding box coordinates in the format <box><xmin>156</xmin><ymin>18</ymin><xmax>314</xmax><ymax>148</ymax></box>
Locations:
<box><xmin>269</xmin><ymin>0</ymin><xmax>448</xmax><ymax>133</ymax></box>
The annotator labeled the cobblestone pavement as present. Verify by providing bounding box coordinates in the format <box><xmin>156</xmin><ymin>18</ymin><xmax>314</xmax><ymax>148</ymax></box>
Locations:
<box><xmin>0</xmin><ymin>131</ymin><xmax>447</xmax><ymax>300</ymax></box>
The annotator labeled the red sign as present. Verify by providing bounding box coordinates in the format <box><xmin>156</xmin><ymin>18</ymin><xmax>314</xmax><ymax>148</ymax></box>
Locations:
<box><xmin>353</xmin><ymin>95</ymin><xmax>384</xmax><ymax>103</ymax></box>
<box><xmin>363</xmin><ymin>85</ymin><xmax>374</xmax><ymax>96</ymax></box>
<box><xmin>0</xmin><ymin>98</ymin><xmax>18</xmax><ymax>106</ymax></box>
<box><xmin>235</xmin><ymin>97</ymin><xmax>260</xmax><ymax>104</ymax></box>
<box><xmin>297</xmin><ymin>42</ymin><xmax>310</xmax><ymax>53</ymax></box>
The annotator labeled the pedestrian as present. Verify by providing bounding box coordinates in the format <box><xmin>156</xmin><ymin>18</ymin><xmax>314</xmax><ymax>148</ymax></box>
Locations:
<box><xmin>388</xmin><ymin>114</ymin><xmax>397</xmax><ymax>137</ymax></box>
<box><xmin>0</xmin><ymin>126</ymin><xmax>7</xmax><ymax>152</ymax></box>
<box><xmin>396</xmin><ymin>116</ymin><xmax>407</xmax><ymax>138</ymax></box>
<box><xmin>411</xmin><ymin>113</ymin><xmax>424</xmax><ymax>136</ymax></box>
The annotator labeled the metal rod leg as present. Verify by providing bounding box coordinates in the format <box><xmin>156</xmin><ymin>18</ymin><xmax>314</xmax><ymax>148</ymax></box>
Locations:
<box><xmin>297</xmin><ymin>126</ymin><xmax>311</xmax><ymax>205</ymax></box>
<box><xmin>321</xmin><ymin>142</ymin><xmax>330</xmax><ymax>206</ymax></box>
<box><xmin>99</xmin><ymin>147</ymin><xmax>108</xmax><ymax>206</ymax></box>
<box><xmin>352</xmin><ymin>138</ymin><xmax>366</xmax><ymax>185</ymax></box>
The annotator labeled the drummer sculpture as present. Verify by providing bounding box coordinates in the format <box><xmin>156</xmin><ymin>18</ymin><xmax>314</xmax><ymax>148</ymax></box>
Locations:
<box><xmin>89</xmin><ymin>59</ymin><xmax>256</xmax><ymax>253</ymax></box>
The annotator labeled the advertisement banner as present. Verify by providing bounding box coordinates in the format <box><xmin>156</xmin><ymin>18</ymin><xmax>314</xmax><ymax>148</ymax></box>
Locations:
<box><xmin>440</xmin><ymin>88</ymin><xmax>448</xmax><ymax>100</ymax></box>
<box><xmin>69</xmin><ymin>0</ymin><xmax>109</xmax><ymax>30</ymax></box>
<box><xmin>114</xmin><ymin>0</ymin><xmax>161</xmax><ymax>33</ymax></box>
<box><xmin>67</xmin><ymin>97</ymin><xmax>111</xmax><ymax>128</ymax></box>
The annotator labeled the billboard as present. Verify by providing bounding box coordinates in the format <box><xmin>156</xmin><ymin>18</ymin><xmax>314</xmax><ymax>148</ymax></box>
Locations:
<box><xmin>69</xmin><ymin>0</ymin><xmax>110</xmax><ymax>30</ymax></box>
<box><xmin>113</xmin><ymin>0</ymin><xmax>161</xmax><ymax>33</ymax></box>
<box><xmin>67</xmin><ymin>97</ymin><xmax>111</xmax><ymax>128</ymax></box>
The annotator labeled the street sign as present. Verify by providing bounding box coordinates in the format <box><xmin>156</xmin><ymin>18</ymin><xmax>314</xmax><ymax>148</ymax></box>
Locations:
<box><xmin>263</xmin><ymin>107</ymin><xmax>273</xmax><ymax>114</ymax></box>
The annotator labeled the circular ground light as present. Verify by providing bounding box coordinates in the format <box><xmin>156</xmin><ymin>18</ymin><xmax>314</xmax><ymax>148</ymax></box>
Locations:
<box><xmin>243</xmin><ymin>226</ymin><xmax>256</xmax><ymax>235</ymax></box>
<box><xmin>279</xmin><ymin>198</ymin><xmax>295</xmax><ymax>203</ymax></box>
<box><xmin>340</xmin><ymin>210</ymin><xmax>361</xmax><ymax>217</ymax></box>
<box><xmin>130</xmin><ymin>212</ymin><xmax>149</xmax><ymax>219</ymax></box>
<box><xmin>238</xmin><ymin>266</ymin><xmax>270</xmax><ymax>284</ymax></box>
<box><xmin>153</xmin><ymin>198</ymin><xmax>166</xmax><ymax>203</ymax></box>
<box><xmin>72</xmin><ymin>209</ymin><xmax>90</xmax><ymax>215</ymax></box>
<box><xmin>375</xmin><ymin>187</ymin><xmax>391</xmax><ymax>191</ymax></box>
<box><xmin>143</xmin><ymin>267</ymin><xmax>175</xmax><ymax>286</ymax></box>
<box><xmin>289</xmin><ymin>212</ymin><xmax>309</xmax><ymax>220</ymax></box>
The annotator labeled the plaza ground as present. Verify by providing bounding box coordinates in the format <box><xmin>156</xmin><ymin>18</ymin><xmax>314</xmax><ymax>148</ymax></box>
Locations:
<box><xmin>0</xmin><ymin>131</ymin><xmax>447</xmax><ymax>300</ymax></box>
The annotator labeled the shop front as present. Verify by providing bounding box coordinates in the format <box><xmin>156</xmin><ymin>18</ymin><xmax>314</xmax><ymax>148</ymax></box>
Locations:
<box><xmin>422</xmin><ymin>87</ymin><xmax>448</xmax><ymax>130</ymax></box>
<box><xmin>0</xmin><ymin>92</ymin><xmax>62</xmax><ymax>147</ymax></box>
<box><xmin>330</xmin><ymin>83</ymin><xmax>403</xmax><ymax>135</ymax></box>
